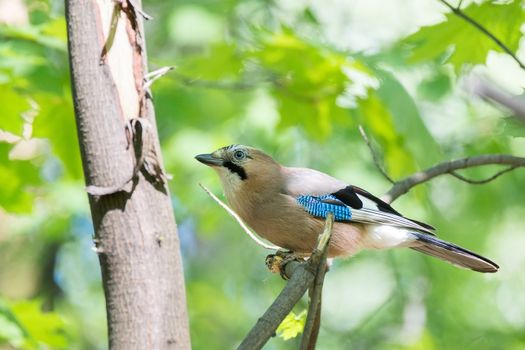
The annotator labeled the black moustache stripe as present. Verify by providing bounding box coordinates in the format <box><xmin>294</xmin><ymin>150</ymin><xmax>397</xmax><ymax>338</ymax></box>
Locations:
<box><xmin>223</xmin><ymin>161</ymin><xmax>247</xmax><ymax>180</ymax></box>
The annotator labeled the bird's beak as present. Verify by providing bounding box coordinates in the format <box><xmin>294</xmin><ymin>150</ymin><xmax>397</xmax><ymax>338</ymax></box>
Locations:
<box><xmin>195</xmin><ymin>153</ymin><xmax>223</xmax><ymax>167</ymax></box>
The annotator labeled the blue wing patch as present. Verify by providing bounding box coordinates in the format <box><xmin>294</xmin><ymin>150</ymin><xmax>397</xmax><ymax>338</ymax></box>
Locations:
<box><xmin>296</xmin><ymin>194</ymin><xmax>352</xmax><ymax>221</ymax></box>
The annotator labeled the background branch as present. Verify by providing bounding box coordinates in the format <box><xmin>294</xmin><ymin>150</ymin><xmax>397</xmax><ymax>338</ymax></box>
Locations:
<box><xmin>170</xmin><ymin>72</ymin><xmax>267</xmax><ymax>90</ymax></box>
<box><xmin>383</xmin><ymin>154</ymin><xmax>525</xmax><ymax>203</ymax></box>
<box><xmin>466</xmin><ymin>76</ymin><xmax>525</xmax><ymax>124</ymax></box>
<box><xmin>449</xmin><ymin>166</ymin><xmax>519</xmax><ymax>184</ymax></box>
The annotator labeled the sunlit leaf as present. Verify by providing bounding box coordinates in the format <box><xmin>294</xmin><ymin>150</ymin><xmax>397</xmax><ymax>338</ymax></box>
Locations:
<box><xmin>276</xmin><ymin>310</ymin><xmax>307</xmax><ymax>341</ymax></box>
<box><xmin>404</xmin><ymin>0</ymin><xmax>525</xmax><ymax>72</ymax></box>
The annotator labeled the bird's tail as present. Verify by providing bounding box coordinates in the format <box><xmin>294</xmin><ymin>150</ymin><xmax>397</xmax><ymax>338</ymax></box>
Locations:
<box><xmin>410</xmin><ymin>232</ymin><xmax>499</xmax><ymax>273</ymax></box>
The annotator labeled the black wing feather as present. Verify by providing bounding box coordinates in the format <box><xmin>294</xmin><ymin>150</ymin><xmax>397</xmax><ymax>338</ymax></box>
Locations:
<box><xmin>332</xmin><ymin>186</ymin><xmax>363</xmax><ymax>209</ymax></box>
<box><xmin>332</xmin><ymin>185</ymin><xmax>435</xmax><ymax>232</ymax></box>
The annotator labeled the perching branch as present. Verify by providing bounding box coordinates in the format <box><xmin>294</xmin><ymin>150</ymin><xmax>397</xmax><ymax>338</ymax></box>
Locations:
<box><xmin>437</xmin><ymin>0</ymin><xmax>525</xmax><ymax>71</ymax></box>
<box><xmin>383</xmin><ymin>154</ymin><xmax>525</xmax><ymax>203</ymax></box>
<box><xmin>299</xmin><ymin>216</ymin><xmax>333</xmax><ymax>350</ymax></box>
<box><xmin>237</xmin><ymin>214</ymin><xmax>334</xmax><ymax>350</ymax></box>
<box><xmin>201</xmin><ymin>184</ymin><xmax>333</xmax><ymax>348</ymax></box>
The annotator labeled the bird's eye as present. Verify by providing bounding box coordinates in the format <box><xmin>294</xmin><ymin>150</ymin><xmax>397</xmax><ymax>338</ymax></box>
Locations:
<box><xmin>233</xmin><ymin>150</ymin><xmax>246</xmax><ymax>161</ymax></box>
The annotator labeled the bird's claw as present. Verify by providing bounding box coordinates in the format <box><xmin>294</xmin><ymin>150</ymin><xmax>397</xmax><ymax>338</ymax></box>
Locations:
<box><xmin>265</xmin><ymin>250</ymin><xmax>304</xmax><ymax>280</ymax></box>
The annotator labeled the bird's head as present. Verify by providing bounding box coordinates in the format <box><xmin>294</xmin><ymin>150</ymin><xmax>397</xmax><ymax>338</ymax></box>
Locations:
<box><xmin>195</xmin><ymin>144</ymin><xmax>281</xmax><ymax>196</ymax></box>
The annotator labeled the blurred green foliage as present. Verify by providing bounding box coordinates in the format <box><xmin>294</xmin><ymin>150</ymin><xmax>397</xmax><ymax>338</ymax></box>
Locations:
<box><xmin>1</xmin><ymin>0</ymin><xmax>525</xmax><ymax>349</ymax></box>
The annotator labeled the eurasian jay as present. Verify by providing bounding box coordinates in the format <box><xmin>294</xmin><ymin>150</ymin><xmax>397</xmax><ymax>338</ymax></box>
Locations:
<box><xmin>196</xmin><ymin>144</ymin><xmax>498</xmax><ymax>273</ymax></box>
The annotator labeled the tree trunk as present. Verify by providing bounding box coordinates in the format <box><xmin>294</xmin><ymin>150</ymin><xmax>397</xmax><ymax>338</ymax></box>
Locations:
<box><xmin>65</xmin><ymin>1</ymin><xmax>190</xmax><ymax>348</ymax></box>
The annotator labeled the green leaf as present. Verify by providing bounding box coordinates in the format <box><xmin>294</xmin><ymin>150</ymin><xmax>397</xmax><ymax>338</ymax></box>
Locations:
<box><xmin>274</xmin><ymin>93</ymin><xmax>350</xmax><ymax>139</ymax></box>
<box><xmin>0</xmin><ymin>84</ymin><xmax>31</xmax><ymax>133</ymax></box>
<box><xmin>0</xmin><ymin>303</ymin><xmax>25</xmax><ymax>348</ymax></box>
<box><xmin>276</xmin><ymin>310</ymin><xmax>307</xmax><ymax>341</ymax></box>
<box><xmin>32</xmin><ymin>93</ymin><xmax>83</xmax><ymax>179</ymax></box>
<box><xmin>252</xmin><ymin>29</ymin><xmax>350</xmax><ymax>98</ymax></box>
<box><xmin>0</xmin><ymin>20</ymin><xmax>67</xmax><ymax>52</ymax></box>
<box><xmin>11</xmin><ymin>300</ymin><xmax>69</xmax><ymax>349</ymax></box>
<box><xmin>250</xmin><ymin>29</ymin><xmax>364</xmax><ymax>138</ymax></box>
<box><xmin>0</xmin><ymin>314</ymin><xmax>25</xmax><ymax>348</ymax></box>
<box><xmin>417</xmin><ymin>69</ymin><xmax>452</xmax><ymax>101</ymax></box>
<box><xmin>0</xmin><ymin>143</ymin><xmax>42</xmax><ymax>212</ymax></box>
<box><xmin>178</xmin><ymin>43</ymin><xmax>244</xmax><ymax>80</ymax></box>
<box><xmin>375</xmin><ymin>69</ymin><xmax>442</xmax><ymax>168</ymax></box>
<box><xmin>502</xmin><ymin>116</ymin><xmax>525</xmax><ymax>138</ymax></box>
<box><xmin>404</xmin><ymin>0</ymin><xmax>525</xmax><ymax>72</ymax></box>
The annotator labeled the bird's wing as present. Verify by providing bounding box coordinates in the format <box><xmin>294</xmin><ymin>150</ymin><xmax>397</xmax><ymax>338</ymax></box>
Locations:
<box><xmin>283</xmin><ymin>167</ymin><xmax>348</xmax><ymax>196</ymax></box>
<box><xmin>283</xmin><ymin>168</ymin><xmax>435</xmax><ymax>234</ymax></box>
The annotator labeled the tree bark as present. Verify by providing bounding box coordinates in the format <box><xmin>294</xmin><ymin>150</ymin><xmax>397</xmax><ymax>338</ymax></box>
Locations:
<box><xmin>65</xmin><ymin>1</ymin><xmax>190</xmax><ymax>349</ymax></box>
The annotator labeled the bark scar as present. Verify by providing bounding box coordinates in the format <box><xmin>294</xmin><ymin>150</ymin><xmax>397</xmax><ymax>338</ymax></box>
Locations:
<box><xmin>89</xmin><ymin>0</ymin><xmax>170</xmax><ymax>196</ymax></box>
<box><xmin>100</xmin><ymin>0</ymin><xmax>151</xmax><ymax>64</ymax></box>
<box><xmin>86</xmin><ymin>118</ymin><xmax>169</xmax><ymax>196</ymax></box>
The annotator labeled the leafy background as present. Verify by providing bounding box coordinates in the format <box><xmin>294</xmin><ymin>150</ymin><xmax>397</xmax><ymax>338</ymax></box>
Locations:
<box><xmin>1</xmin><ymin>0</ymin><xmax>525</xmax><ymax>349</ymax></box>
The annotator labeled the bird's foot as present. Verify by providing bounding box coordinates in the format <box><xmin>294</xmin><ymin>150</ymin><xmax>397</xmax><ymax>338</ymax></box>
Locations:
<box><xmin>265</xmin><ymin>250</ymin><xmax>305</xmax><ymax>280</ymax></box>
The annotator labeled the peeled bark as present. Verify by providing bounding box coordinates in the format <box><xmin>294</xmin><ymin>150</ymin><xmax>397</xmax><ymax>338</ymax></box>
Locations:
<box><xmin>65</xmin><ymin>1</ymin><xmax>190</xmax><ymax>348</ymax></box>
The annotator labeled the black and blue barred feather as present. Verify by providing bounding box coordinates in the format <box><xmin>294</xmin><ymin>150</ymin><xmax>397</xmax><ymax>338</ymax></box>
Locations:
<box><xmin>296</xmin><ymin>194</ymin><xmax>352</xmax><ymax>221</ymax></box>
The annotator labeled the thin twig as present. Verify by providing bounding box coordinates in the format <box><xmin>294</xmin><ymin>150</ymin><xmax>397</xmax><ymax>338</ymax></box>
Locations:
<box><xmin>171</xmin><ymin>72</ymin><xmax>265</xmax><ymax>91</ymax></box>
<box><xmin>456</xmin><ymin>0</ymin><xmax>463</xmax><ymax>10</ymax></box>
<box><xmin>358</xmin><ymin>125</ymin><xmax>395</xmax><ymax>184</ymax></box>
<box><xmin>438</xmin><ymin>0</ymin><xmax>525</xmax><ymax>70</ymax></box>
<box><xmin>299</xmin><ymin>214</ymin><xmax>334</xmax><ymax>350</ymax></box>
<box><xmin>383</xmin><ymin>154</ymin><xmax>525</xmax><ymax>203</ymax></box>
<box><xmin>237</xmin><ymin>215</ymin><xmax>334</xmax><ymax>350</ymax></box>
<box><xmin>199</xmin><ymin>183</ymin><xmax>282</xmax><ymax>250</ymax></box>
<box><xmin>449</xmin><ymin>165</ymin><xmax>519</xmax><ymax>184</ymax></box>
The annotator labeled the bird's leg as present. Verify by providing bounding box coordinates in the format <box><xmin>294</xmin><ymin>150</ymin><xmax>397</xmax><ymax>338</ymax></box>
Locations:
<box><xmin>265</xmin><ymin>249</ymin><xmax>305</xmax><ymax>280</ymax></box>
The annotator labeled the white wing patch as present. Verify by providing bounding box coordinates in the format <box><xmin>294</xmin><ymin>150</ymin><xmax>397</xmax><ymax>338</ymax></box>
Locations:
<box><xmin>351</xmin><ymin>208</ymin><xmax>434</xmax><ymax>234</ymax></box>
<box><xmin>363</xmin><ymin>225</ymin><xmax>417</xmax><ymax>249</ymax></box>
